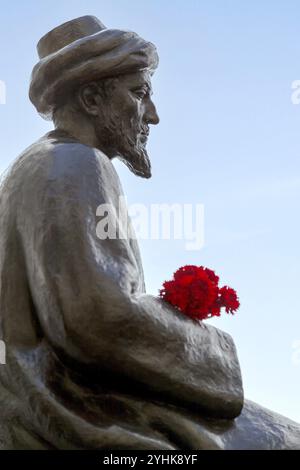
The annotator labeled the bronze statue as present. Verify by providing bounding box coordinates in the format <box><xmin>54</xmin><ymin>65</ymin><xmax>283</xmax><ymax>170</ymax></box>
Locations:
<box><xmin>0</xmin><ymin>15</ymin><xmax>299</xmax><ymax>449</ymax></box>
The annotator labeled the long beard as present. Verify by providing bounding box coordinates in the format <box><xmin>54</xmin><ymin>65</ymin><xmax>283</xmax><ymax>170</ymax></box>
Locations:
<box><xmin>99</xmin><ymin>108</ymin><xmax>152</xmax><ymax>179</ymax></box>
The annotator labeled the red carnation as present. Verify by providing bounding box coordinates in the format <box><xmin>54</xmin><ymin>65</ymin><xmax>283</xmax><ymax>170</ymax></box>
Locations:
<box><xmin>159</xmin><ymin>265</ymin><xmax>239</xmax><ymax>321</ymax></box>
<box><xmin>219</xmin><ymin>286</ymin><xmax>240</xmax><ymax>314</ymax></box>
<box><xmin>203</xmin><ymin>267</ymin><xmax>219</xmax><ymax>285</ymax></box>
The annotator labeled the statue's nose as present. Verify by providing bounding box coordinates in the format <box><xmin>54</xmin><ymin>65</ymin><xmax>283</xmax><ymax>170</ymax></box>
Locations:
<box><xmin>145</xmin><ymin>99</ymin><xmax>160</xmax><ymax>125</ymax></box>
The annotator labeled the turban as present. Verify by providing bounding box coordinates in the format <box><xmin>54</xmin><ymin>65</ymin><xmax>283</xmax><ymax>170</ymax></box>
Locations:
<box><xmin>29</xmin><ymin>16</ymin><xmax>159</xmax><ymax>120</ymax></box>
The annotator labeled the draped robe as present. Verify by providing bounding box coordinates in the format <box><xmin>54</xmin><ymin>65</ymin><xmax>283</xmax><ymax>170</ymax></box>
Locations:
<box><xmin>0</xmin><ymin>130</ymin><xmax>299</xmax><ymax>449</ymax></box>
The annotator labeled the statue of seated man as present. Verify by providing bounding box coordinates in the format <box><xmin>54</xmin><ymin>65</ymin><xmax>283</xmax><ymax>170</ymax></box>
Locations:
<box><xmin>0</xmin><ymin>15</ymin><xmax>299</xmax><ymax>450</ymax></box>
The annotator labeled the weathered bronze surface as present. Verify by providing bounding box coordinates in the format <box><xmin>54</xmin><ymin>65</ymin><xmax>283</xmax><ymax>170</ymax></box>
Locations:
<box><xmin>0</xmin><ymin>16</ymin><xmax>299</xmax><ymax>449</ymax></box>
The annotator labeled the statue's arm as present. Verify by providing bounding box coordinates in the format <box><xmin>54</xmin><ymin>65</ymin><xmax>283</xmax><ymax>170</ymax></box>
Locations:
<box><xmin>19</xmin><ymin>143</ymin><xmax>243</xmax><ymax>419</ymax></box>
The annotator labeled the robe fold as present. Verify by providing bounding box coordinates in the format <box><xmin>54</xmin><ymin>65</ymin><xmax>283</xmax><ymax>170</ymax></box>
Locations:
<box><xmin>0</xmin><ymin>130</ymin><xmax>299</xmax><ymax>449</ymax></box>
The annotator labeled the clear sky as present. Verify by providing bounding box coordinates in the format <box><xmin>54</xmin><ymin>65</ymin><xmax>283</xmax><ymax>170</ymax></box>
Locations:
<box><xmin>0</xmin><ymin>0</ymin><xmax>300</xmax><ymax>423</ymax></box>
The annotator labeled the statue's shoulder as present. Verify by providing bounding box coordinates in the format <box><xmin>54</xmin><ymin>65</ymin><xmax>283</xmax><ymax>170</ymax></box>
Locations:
<box><xmin>25</xmin><ymin>130</ymin><xmax>105</xmax><ymax>166</ymax></box>
<box><xmin>1</xmin><ymin>130</ymin><xmax>119</xmax><ymax>205</ymax></box>
<box><xmin>8</xmin><ymin>130</ymin><xmax>111</xmax><ymax>183</ymax></box>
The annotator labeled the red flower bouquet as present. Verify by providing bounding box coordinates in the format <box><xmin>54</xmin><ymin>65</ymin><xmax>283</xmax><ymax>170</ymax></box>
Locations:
<box><xmin>159</xmin><ymin>265</ymin><xmax>239</xmax><ymax>321</ymax></box>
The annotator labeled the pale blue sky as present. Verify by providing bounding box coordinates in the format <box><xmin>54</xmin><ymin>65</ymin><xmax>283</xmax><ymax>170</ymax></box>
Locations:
<box><xmin>0</xmin><ymin>0</ymin><xmax>300</xmax><ymax>422</ymax></box>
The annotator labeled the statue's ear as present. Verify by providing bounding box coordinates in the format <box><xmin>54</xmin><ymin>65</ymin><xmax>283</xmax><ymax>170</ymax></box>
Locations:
<box><xmin>77</xmin><ymin>82</ymin><xmax>105</xmax><ymax>117</ymax></box>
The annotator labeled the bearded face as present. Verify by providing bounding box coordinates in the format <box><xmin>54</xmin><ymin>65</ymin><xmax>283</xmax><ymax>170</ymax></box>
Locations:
<box><xmin>94</xmin><ymin>71</ymin><xmax>159</xmax><ymax>179</ymax></box>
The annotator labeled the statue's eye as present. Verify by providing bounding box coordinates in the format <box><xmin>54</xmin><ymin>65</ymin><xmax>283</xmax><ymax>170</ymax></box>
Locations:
<box><xmin>132</xmin><ymin>88</ymin><xmax>147</xmax><ymax>100</ymax></box>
